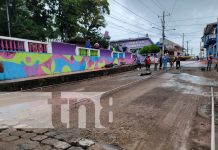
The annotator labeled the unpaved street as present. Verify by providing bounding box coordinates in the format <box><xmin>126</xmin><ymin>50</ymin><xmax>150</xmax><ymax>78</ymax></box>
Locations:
<box><xmin>0</xmin><ymin>61</ymin><xmax>217</xmax><ymax>150</ymax></box>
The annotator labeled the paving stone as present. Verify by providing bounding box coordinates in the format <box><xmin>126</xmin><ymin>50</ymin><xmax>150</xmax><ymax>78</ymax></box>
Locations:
<box><xmin>42</xmin><ymin>138</ymin><xmax>71</xmax><ymax>149</ymax></box>
<box><xmin>67</xmin><ymin>137</ymin><xmax>81</xmax><ymax>145</ymax></box>
<box><xmin>78</xmin><ymin>139</ymin><xmax>95</xmax><ymax>148</ymax></box>
<box><xmin>41</xmin><ymin>138</ymin><xmax>59</xmax><ymax>145</ymax></box>
<box><xmin>53</xmin><ymin>141</ymin><xmax>71</xmax><ymax>149</ymax></box>
<box><xmin>54</xmin><ymin>134</ymin><xmax>73</xmax><ymax>141</ymax></box>
<box><xmin>21</xmin><ymin>133</ymin><xmax>37</xmax><ymax>139</ymax></box>
<box><xmin>1</xmin><ymin>128</ymin><xmax>17</xmax><ymax>134</ymax></box>
<box><xmin>32</xmin><ymin>129</ymin><xmax>48</xmax><ymax>134</ymax></box>
<box><xmin>68</xmin><ymin>146</ymin><xmax>84</xmax><ymax>150</ymax></box>
<box><xmin>33</xmin><ymin>145</ymin><xmax>53</xmax><ymax>150</ymax></box>
<box><xmin>31</xmin><ymin>135</ymin><xmax>48</xmax><ymax>141</ymax></box>
<box><xmin>10</xmin><ymin>131</ymin><xmax>26</xmax><ymax>137</ymax></box>
<box><xmin>18</xmin><ymin>140</ymin><xmax>40</xmax><ymax>150</ymax></box>
<box><xmin>14</xmin><ymin>138</ymin><xmax>27</xmax><ymax>145</ymax></box>
<box><xmin>44</xmin><ymin>132</ymin><xmax>57</xmax><ymax>137</ymax></box>
<box><xmin>21</xmin><ymin>129</ymin><xmax>34</xmax><ymax>133</ymax></box>
<box><xmin>0</xmin><ymin>133</ymin><xmax>10</xmax><ymax>139</ymax></box>
<box><xmin>2</xmin><ymin>136</ymin><xmax>19</xmax><ymax>142</ymax></box>
<box><xmin>0</xmin><ymin>141</ymin><xmax>20</xmax><ymax>150</ymax></box>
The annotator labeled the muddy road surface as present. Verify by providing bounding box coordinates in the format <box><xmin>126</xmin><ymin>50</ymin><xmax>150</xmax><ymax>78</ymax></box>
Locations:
<box><xmin>0</xmin><ymin>61</ymin><xmax>217</xmax><ymax>150</ymax></box>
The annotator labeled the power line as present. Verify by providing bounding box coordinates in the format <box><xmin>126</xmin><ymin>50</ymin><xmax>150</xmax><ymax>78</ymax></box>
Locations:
<box><xmin>138</xmin><ymin>0</ymin><xmax>159</xmax><ymax>16</ymax></box>
<box><xmin>107</xmin><ymin>20</ymin><xmax>159</xmax><ymax>38</ymax></box>
<box><xmin>156</xmin><ymin>11</ymin><xmax>176</xmax><ymax>54</ymax></box>
<box><xmin>112</xmin><ymin>0</ymin><xmax>160</xmax><ymax>27</ymax></box>
<box><xmin>167</xmin><ymin>23</ymin><xmax>206</xmax><ymax>27</ymax></box>
<box><xmin>107</xmin><ymin>15</ymin><xmax>149</xmax><ymax>31</ymax></box>
<box><xmin>169</xmin><ymin>16</ymin><xmax>218</xmax><ymax>22</ymax></box>
<box><xmin>107</xmin><ymin>22</ymin><xmax>146</xmax><ymax>36</ymax></box>
<box><xmin>150</xmin><ymin>0</ymin><xmax>164</xmax><ymax>11</ymax></box>
<box><xmin>170</xmin><ymin>0</ymin><xmax>177</xmax><ymax>16</ymax></box>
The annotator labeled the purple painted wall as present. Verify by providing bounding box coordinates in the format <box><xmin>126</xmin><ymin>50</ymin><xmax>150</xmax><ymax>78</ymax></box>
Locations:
<box><xmin>125</xmin><ymin>52</ymin><xmax>132</xmax><ymax>59</ymax></box>
<box><xmin>52</xmin><ymin>42</ymin><xmax>76</xmax><ymax>55</ymax></box>
<box><xmin>100</xmin><ymin>49</ymin><xmax>112</xmax><ymax>57</ymax></box>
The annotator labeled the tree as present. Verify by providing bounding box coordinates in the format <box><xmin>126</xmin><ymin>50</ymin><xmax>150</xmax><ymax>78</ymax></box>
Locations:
<box><xmin>0</xmin><ymin>0</ymin><xmax>57</xmax><ymax>41</ymax></box>
<box><xmin>54</xmin><ymin>0</ymin><xmax>79</xmax><ymax>41</ymax></box>
<box><xmin>150</xmin><ymin>44</ymin><xmax>160</xmax><ymax>53</ymax></box>
<box><xmin>0</xmin><ymin>0</ymin><xmax>110</xmax><ymax>44</ymax></box>
<box><xmin>77</xmin><ymin>0</ymin><xmax>110</xmax><ymax>39</ymax></box>
<box><xmin>89</xmin><ymin>32</ymin><xmax>110</xmax><ymax>49</ymax></box>
<box><xmin>139</xmin><ymin>44</ymin><xmax>160</xmax><ymax>55</ymax></box>
<box><xmin>0</xmin><ymin>0</ymin><xmax>8</xmax><ymax>36</ymax></box>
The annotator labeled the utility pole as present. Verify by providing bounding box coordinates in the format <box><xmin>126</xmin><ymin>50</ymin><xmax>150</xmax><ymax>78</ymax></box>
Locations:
<box><xmin>186</xmin><ymin>41</ymin><xmax>189</xmax><ymax>55</ymax></box>
<box><xmin>182</xmin><ymin>33</ymin><xmax>184</xmax><ymax>50</ymax></box>
<box><xmin>161</xmin><ymin>11</ymin><xmax>165</xmax><ymax>55</ymax></box>
<box><xmin>186</xmin><ymin>40</ymin><xmax>191</xmax><ymax>56</ymax></box>
<box><xmin>6</xmin><ymin>0</ymin><xmax>11</xmax><ymax>37</ymax></box>
<box><xmin>153</xmin><ymin>11</ymin><xmax>175</xmax><ymax>54</ymax></box>
<box><xmin>158</xmin><ymin>11</ymin><xmax>172</xmax><ymax>54</ymax></box>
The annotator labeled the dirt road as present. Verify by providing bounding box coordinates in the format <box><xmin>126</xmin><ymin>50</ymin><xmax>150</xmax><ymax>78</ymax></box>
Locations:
<box><xmin>0</xmin><ymin>61</ymin><xmax>217</xmax><ymax>150</ymax></box>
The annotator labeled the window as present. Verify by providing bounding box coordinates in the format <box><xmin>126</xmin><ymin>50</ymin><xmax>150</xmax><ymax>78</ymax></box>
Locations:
<box><xmin>28</xmin><ymin>42</ymin><xmax>47</xmax><ymax>53</ymax></box>
<box><xmin>113</xmin><ymin>52</ymin><xmax>118</xmax><ymax>58</ymax></box>
<box><xmin>79</xmin><ymin>48</ymin><xmax>88</xmax><ymax>56</ymax></box>
<box><xmin>0</xmin><ymin>39</ymin><xmax>25</xmax><ymax>51</ymax></box>
<box><xmin>119</xmin><ymin>53</ymin><xmax>124</xmax><ymax>58</ymax></box>
<box><xmin>90</xmin><ymin>50</ymin><xmax>98</xmax><ymax>56</ymax></box>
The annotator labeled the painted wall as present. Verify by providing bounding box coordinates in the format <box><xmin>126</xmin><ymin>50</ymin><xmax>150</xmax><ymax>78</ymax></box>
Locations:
<box><xmin>52</xmin><ymin>42</ymin><xmax>76</xmax><ymax>55</ymax></box>
<box><xmin>0</xmin><ymin>51</ymin><xmax>133</xmax><ymax>80</ymax></box>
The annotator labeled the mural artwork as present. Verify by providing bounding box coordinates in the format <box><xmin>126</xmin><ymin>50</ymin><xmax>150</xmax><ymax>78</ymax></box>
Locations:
<box><xmin>0</xmin><ymin>52</ymin><xmax>133</xmax><ymax>80</ymax></box>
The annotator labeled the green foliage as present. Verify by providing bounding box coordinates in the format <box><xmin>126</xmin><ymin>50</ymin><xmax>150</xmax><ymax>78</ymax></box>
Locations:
<box><xmin>150</xmin><ymin>44</ymin><xmax>160</xmax><ymax>53</ymax></box>
<box><xmin>91</xmin><ymin>32</ymin><xmax>110</xmax><ymax>49</ymax></box>
<box><xmin>0</xmin><ymin>0</ymin><xmax>57</xmax><ymax>41</ymax></box>
<box><xmin>77</xmin><ymin>0</ymin><xmax>110</xmax><ymax>39</ymax></box>
<box><xmin>0</xmin><ymin>0</ymin><xmax>109</xmax><ymax>44</ymax></box>
<box><xmin>139</xmin><ymin>44</ymin><xmax>160</xmax><ymax>55</ymax></box>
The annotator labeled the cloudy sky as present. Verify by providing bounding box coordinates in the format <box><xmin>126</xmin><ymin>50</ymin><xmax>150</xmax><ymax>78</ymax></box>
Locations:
<box><xmin>102</xmin><ymin>0</ymin><xmax>218</xmax><ymax>55</ymax></box>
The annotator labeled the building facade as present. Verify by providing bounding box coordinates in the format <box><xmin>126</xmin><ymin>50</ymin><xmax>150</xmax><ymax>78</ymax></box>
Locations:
<box><xmin>202</xmin><ymin>19</ymin><xmax>218</xmax><ymax>57</ymax></box>
<box><xmin>110</xmin><ymin>36</ymin><xmax>154</xmax><ymax>54</ymax></box>
<box><xmin>158</xmin><ymin>38</ymin><xmax>184</xmax><ymax>56</ymax></box>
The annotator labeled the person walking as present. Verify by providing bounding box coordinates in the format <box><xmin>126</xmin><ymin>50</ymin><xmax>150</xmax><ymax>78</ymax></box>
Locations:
<box><xmin>154</xmin><ymin>55</ymin><xmax>159</xmax><ymax>71</ymax></box>
<box><xmin>175</xmin><ymin>55</ymin><xmax>181</xmax><ymax>69</ymax></box>
<box><xmin>163</xmin><ymin>54</ymin><xmax>168</xmax><ymax>71</ymax></box>
<box><xmin>169</xmin><ymin>56</ymin><xmax>175</xmax><ymax>69</ymax></box>
<box><xmin>146</xmin><ymin>55</ymin><xmax>151</xmax><ymax>71</ymax></box>
<box><xmin>207</xmin><ymin>55</ymin><xmax>213</xmax><ymax>71</ymax></box>
<box><xmin>159</xmin><ymin>54</ymin><xmax>163</xmax><ymax>70</ymax></box>
<box><xmin>136</xmin><ymin>57</ymin><xmax>142</xmax><ymax>70</ymax></box>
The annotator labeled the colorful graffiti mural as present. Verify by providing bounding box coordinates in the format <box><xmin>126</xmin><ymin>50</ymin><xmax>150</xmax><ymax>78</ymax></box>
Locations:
<box><xmin>0</xmin><ymin>52</ymin><xmax>133</xmax><ymax>80</ymax></box>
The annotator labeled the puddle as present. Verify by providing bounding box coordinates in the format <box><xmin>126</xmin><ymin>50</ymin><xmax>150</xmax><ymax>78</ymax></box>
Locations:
<box><xmin>161</xmin><ymin>79</ymin><xmax>204</xmax><ymax>95</ymax></box>
<box><xmin>177</xmin><ymin>73</ymin><xmax>215</xmax><ymax>86</ymax></box>
<box><xmin>160</xmin><ymin>72</ymin><xmax>215</xmax><ymax>95</ymax></box>
<box><xmin>162</xmin><ymin>73</ymin><xmax>216</xmax><ymax>86</ymax></box>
